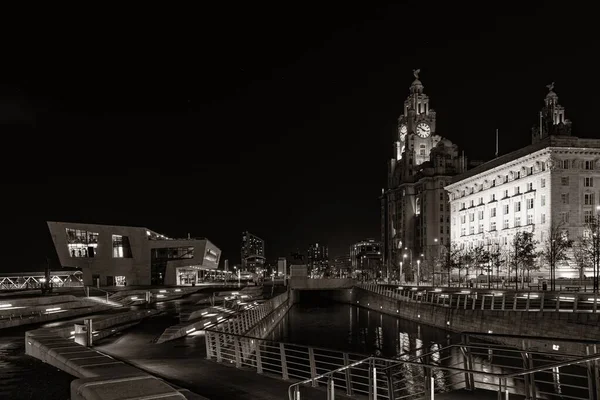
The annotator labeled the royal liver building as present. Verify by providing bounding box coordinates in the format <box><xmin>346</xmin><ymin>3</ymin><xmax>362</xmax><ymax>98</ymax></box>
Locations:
<box><xmin>381</xmin><ymin>71</ymin><xmax>466</xmax><ymax>283</ymax></box>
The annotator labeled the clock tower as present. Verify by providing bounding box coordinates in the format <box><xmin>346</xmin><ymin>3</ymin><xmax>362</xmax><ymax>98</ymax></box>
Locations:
<box><xmin>395</xmin><ymin>69</ymin><xmax>441</xmax><ymax>176</ymax></box>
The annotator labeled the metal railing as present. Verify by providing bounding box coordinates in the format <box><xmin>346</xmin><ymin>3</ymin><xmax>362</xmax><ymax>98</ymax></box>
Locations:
<box><xmin>205</xmin><ymin>328</ymin><xmax>420</xmax><ymax>399</ymax></box>
<box><xmin>207</xmin><ymin>290</ymin><xmax>288</xmax><ymax>337</ymax></box>
<box><xmin>358</xmin><ymin>282</ymin><xmax>600</xmax><ymax>313</ymax></box>
<box><xmin>288</xmin><ymin>332</ymin><xmax>600</xmax><ymax>400</ymax></box>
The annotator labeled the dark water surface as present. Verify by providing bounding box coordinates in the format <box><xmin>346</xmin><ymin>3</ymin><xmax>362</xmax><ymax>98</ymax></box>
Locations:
<box><xmin>269</xmin><ymin>301</ymin><xmax>453</xmax><ymax>357</ymax></box>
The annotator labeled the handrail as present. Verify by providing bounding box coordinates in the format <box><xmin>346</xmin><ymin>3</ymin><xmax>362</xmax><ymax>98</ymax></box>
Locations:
<box><xmin>288</xmin><ymin>352</ymin><xmax>600</xmax><ymax>399</ymax></box>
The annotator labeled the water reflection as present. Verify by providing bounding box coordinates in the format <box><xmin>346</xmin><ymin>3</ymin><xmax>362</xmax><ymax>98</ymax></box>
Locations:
<box><xmin>268</xmin><ymin>303</ymin><xmax>585</xmax><ymax>398</ymax></box>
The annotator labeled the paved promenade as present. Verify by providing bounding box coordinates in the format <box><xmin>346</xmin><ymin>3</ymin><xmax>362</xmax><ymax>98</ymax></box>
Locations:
<box><xmin>94</xmin><ymin>314</ymin><xmax>340</xmax><ymax>400</ymax></box>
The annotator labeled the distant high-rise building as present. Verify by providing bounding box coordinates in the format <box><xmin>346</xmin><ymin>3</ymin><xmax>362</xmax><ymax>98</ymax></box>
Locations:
<box><xmin>350</xmin><ymin>239</ymin><xmax>382</xmax><ymax>280</ymax></box>
<box><xmin>333</xmin><ymin>254</ymin><xmax>352</xmax><ymax>277</ymax></box>
<box><xmin>307</xmin><ymin>242</ymin><xmax>329</xmax><ymax>276</ymax></box>
<box><xmin>241</xmin><ymin>231</ymin><xmax>265</xmax><ymax>273</ymax></box>
<box><xmin>277</xmin><ymin>257</ymin><xmax>287</xmax><ymax>276</ymax></box>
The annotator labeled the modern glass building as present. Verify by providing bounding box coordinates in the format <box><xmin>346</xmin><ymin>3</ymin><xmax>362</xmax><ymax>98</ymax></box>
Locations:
<box><xmin>47</xmin><ymin>221</ymin><xmax>221</xmax><ymax>286</ymax></box>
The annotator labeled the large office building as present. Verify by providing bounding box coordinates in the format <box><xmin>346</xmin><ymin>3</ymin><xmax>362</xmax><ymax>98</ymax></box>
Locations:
<box><xmin>350</xmin><ymin>239</ymin><xmax>383</xmax><ymax>279</ymax></box>
<box><xmin>47</xmin><ymin>221</ymin><xmax>221</xmax><ymax>287</ymax></box>
<box><xmin>240</xmin><ymin>231</ymin><xmax>265</xmax><ymax>272</ymax></box>
<box><xmin>307</xmin><ymin>242</ymin><xmax>329</xmax><ymax>275</ymax></box>
<box><xmin>381</xmin><ymin>71</ymin><xmax>466</xmax><ymax>282</ymax></box>
<box><xmin>446</xmin><ymin>85</ymin><xmax>600</xmax><ymax>276</ymax></box>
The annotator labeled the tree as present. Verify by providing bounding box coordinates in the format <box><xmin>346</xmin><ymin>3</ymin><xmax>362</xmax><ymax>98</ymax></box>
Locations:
<box><xmin>471</xmin><ymin>245</ymin><xmax>491</xmax><ymax>286</ymax></box>
<box><xmin>575</xmin><ymin>216</ymin><xmax>600</xmax><ymax>293</ymax></box>
<box><xmin>489</xmin><ymin>247</ymin><xmax>503</xmax><ymax>289</ymax></box>
<box><xmin>440</xmin><ymin>243</ymin><xmax>462</xmax><ymax>287</ymax></box>
<box><xmin>511</xmin><ymin>231</ymin><xmax>538</xmax><ymax>290</ymax></box>
<box><xmin>573</xmin><ymin>242</ymin><xmax>592</xmax><ymax>287</ymax></box>
<box><xmin>539</xmin><ymin>222</ymin><xmax>572</xmax><ymax>291</ymax></box>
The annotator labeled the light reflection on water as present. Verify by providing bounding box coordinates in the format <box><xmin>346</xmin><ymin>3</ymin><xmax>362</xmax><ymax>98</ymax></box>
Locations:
<box><xmin>266</xmin><ymin>303</ymin><xmax>551</xmax><ymax>397</ymax></box>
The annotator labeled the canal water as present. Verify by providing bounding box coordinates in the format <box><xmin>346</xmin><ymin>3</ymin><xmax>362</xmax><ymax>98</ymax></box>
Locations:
<box><xmin>267</xmin><ymin>298</ymin><xmax>585</xmax><ymax>398</ymax></box>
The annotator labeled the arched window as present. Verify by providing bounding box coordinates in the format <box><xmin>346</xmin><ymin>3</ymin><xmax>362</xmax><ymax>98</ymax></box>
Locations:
<box><xmin>415</xmin><ymin>197</ymin><xmax>421</xmax><ymax>215</ymax></box>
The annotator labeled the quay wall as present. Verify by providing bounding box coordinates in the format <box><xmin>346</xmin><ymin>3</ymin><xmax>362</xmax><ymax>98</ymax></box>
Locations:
<box><xmin>351</xmin><ymin>287</ymin><xmax>600</xmax><ymax>355</ymax></box>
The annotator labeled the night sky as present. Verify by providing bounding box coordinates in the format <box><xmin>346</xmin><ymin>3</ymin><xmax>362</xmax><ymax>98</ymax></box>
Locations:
<box><xmin>1</xmin><ymin>2</ymin><xmax>597</xmax><ymax>271</ymax></box>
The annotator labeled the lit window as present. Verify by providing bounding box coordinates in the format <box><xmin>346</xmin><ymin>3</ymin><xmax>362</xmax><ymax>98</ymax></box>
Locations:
<box><xmin>112</xmin><ymin>235</ymin><xmax>132</xmax><ymax>258</ymax></box>
<box><xmin>66</xmin><ymin>228</ymin><xmax>99</xmax><ymax>258</ymax></box>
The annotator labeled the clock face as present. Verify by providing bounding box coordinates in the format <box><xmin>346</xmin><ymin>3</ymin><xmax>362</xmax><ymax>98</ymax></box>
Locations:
<box><xmin>417</xmin><ymin>123</ymin><xmax>431</xmax><ymax>138</ymax></box>
<box><xmin>398</xmin><ymin>124</ymin><xmax>407</xmax><ymax>141</ymax></box>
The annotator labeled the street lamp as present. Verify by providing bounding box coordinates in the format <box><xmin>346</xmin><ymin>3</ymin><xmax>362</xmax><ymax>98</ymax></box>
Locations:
<box><xmin>416</xmin><ymin>259</ymin><xmax>421</xmax><ymax>286</ymax></box>
<box><xmin>403</xmin><ymin>247</ymin><xmax>414</xmax><ymax>283</ymax></box>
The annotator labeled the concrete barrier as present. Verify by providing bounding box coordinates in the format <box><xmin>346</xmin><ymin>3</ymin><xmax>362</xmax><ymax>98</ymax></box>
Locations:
<box><xmin>0</xmin><ymin>304</ymin><xmax>114</xmax><ymax>329</ymax></box>
<box><xmin>289</xmin><ymin>278</ymin><xmax>356</xmax><ymax>290</ymax></box>
<box><xmin>352</xmin><ymin>286</ymin><xmax>600</xmax><ymax>355</ymax></box>
<box><xmin>25</xmin><ymin>310</ymin><xmax>204</xmax><ymax>399</ymax></box>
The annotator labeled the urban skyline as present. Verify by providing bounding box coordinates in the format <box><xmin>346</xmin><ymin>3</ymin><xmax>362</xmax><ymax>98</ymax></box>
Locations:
<box><xmin>2</xmin><ymin>2</ymin><xmax>598</xmax><ymax>273</ymax></box>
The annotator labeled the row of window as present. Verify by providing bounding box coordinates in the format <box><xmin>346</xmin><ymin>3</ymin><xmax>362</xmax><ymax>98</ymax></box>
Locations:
<box><xmin>66</xmin><ymin>229</ymin><xmax>132</xmax><ymax>258</ymax></box>
<box><xmin>452</xmin><ymin>159</ymin><xmax>598</xmax><ymax>200</ymax></box>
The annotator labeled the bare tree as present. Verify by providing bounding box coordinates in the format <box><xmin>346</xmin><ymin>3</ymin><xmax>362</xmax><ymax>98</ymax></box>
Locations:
<box><xmin>489</xmin><ymin>247</ymin><xmax>503</xmax><ymax>289</ymax></box>
<box><xmin>576</xmin><ymin>216</ymin><xmax>600</xmax><ymax>293</ymax></box>
<box><xmin>440</xmin><ymin>243</ymin><xmax>462</xmax><ymax>287</ymax></box>
<box><xmin>469</xmin><ymin>245</ymin><xmax>491</xmax><ymax>288</ymax></box>
<box><xmin>510</xmin><ymin>231</ymin><xmax>538</xmax><ymax>290</ymax></box>
<box><xmin>539</xmin><ymin>222</ymin><xmax>572</xmax><ymax>291</ymax></box>
<box><xmin>573</xmin><ymin>242</ymin><xmax>591</xmax><ymax>287</ymax></box>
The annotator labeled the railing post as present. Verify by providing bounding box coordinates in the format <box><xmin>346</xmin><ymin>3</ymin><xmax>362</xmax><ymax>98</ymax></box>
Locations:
<box><xmin>386</xmin><ymin>367</ymin><xmax>396</xmax><ymax>400</ymax></box>
<box><xmin>372</xmin><ymin>363</ymin><xmax>378</xmax><ymax>400</ymax></box>
<box><xmin>327</xmin><ymin>377</ymin><xmax>335</xmax><ymax>400</ymax></box>
<box><xmin>215</xmin><ymin>332</ymin><xmax>222</xmax><ymax>362</ymax></box>
<box><xmin>594</xmin><ymin>295</ymin><xmax>598</xmax><ymax>313</ymax></box>
<box><xmin>280</xmin><ymin>342</ymin><xmax>289</xmax><ymax>380</ymax></box>
<box><xmin>540</xmin><ymin>292</ymin><xmax>545</xmax><ymax>312</ymax></box>
<box><xmin>513</xmin><ymin>295</ymin><xmax>517</xmax><ymax>311</ymax></box>
<box><xmin>368</xmin><ymin>359</ymin><xmax>373</xmax><ymax>399</ymax></box>
<box><xmin>481</xmin><ymin>295</ymin><xmax>485</xmax><ymax>310</ymax></box>
<box><xmin>308</xmin><ymin>347</ymin><xmax>318</xmax><ymax>387</ymax></box>
<box><xmin>491</xmin><ymin>295</ymin><xmax>495</xmax><ymax>310</ymax></box>
<box><xmin>205</xmin><ymin>331</ymin><xmax>212</xmax><ymax>360</ymax></box>
<box><xmin>556</xmin><ymin>293</ymin><xmax>561</xmax><ymax>312</ymax></box>
<box><xmin>456</xmin><ymin>295</ymin><xmax>460</xmax><ymax>309</ymax></box>
<box><xmin>461</xmin><ymin>334</ymin><xmax>473</xmax><ymax>391</ymax></box>
<box><xmin>501</xmin><ymin>294</ymin><xmax>506</xmax><ymax>310</ymax></box>
<box><xmin>255</xmin><ymin>340</ymin><xmax>263</xmax><ymax>374</ymax></box>
<box><xmin>234</xmin><ymin>337</ymin><xmax>242</xmax><ymax>367</ymax></box>
<box><xmin>294</xmin><ymin>386</ymin><xmax>300</xmax><ymax>400</ymax></box>
<box><xmin>573</xmin><ymin>295</ymin><xmax>578</xmax><ymax>312</ymax></box>
<box><xmin>520</xmin><ymin>340</ymin><xmax>531</xmax><ymax>399</ymax></box>
<box><xmin>526</xmin><ymin>293</ymin><xmax>530</xmax><ymax>311</ymax></box>
<box><xmin>343</xmin><ymin>353</ymin><xmax>353</xmax><ymax>396</ymax></box>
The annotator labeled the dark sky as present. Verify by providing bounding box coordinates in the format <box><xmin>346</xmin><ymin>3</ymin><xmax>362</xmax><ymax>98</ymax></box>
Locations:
<box><xmin>1</xmin><ymin>2</ymin><xmax>597</xmax><ymax>271</ymax></box>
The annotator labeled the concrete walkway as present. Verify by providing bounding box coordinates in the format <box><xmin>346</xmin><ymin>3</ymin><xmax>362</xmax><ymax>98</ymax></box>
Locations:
<box><xmin>94</xmin><ymin>314</ymin><xmax>347</xmax><ymax>400</ymax></box>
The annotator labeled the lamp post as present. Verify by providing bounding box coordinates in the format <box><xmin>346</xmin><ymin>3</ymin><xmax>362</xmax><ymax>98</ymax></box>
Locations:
<box><xmin>417</xmin><ymin>259</ymin><xmax>421</xmax><ymax>286</ymax></box>
<box><xmin>403</xmin><ymin>247</ymin><xmax>413</xmax><ymax>283</ymax></box>
<box><xmin>399</xmin><ymin>261</ymin><xmax>404</xmax><ymax>284</ymax></box>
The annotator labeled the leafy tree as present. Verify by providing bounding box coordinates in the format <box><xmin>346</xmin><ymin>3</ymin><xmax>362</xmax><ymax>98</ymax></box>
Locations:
<box><xmin>510</xmin><ymin>231</ymin><xmax>538</xmax><ymax>290</ymax></box>
<box><xmin>539</xmin><ymin>222</ymin><xmax>572</xmax><ymax>291</ymax></box>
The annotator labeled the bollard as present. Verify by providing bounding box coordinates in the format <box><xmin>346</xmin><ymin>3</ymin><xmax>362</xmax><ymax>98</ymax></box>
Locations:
<box><xmin>84</xmin><ymin>319</ymin><xmax>93</xmax><ymax>346</ymax></box>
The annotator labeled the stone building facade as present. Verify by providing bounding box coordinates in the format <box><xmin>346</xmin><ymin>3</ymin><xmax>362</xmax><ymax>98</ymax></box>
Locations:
<box><xmin>446</xmin><ymin>86</ymin><xmax>600</xmax><ymax>277</ymax></box>
<box><xmin>381</xmin><ymin>71</ymin><xmax>466</xmax><ymax>282</ymax></box>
